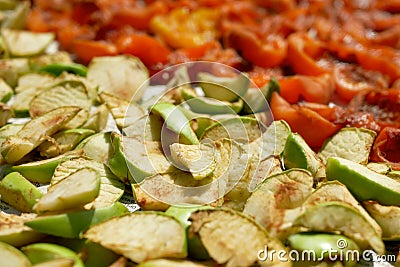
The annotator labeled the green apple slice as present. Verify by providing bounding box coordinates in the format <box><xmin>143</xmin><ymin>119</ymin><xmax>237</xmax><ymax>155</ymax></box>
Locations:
<box><xmin>282</xmin><ymin>132</ymin><xmax>325</xmax><ymax>177</ymax></box>
<box><xmin>137</xmin><ymin>259</ymin><xmax>210</xmax><ymax>267</ymax></box>
<box><xmin>1</xmin><ymin>106</ymin><xmax>81</xmax><ymax>163</ymax></box>
<box><xmin>188</xmin><ymin>208</ymin><xmax>290</xmax><ymax>266</ymax></box>
<box><xmin>7</xmin><ymin>150</ymin><xmax>84</xmax><ymax>184</ymax></box>
<box><xmin>100</xmin><ymin>92</ymin><xmax>145</xmax><ymax>129</ymax></box>
<box><xmin>197</xmin><ymin>71</ymin><xmax>249</xmax><ymax>102</ymax></box>
<box><xmin>0</xmin><ymin>172</ymin><xmax>43</xmax><ymax>212</ymax></box>
<box><xmin>32</xmin><ymin>258</ymin><xmax>75</xmax><ymax>267</ymax></box>
<box><xmin>293</xmin><ymin>201</ymin><xmax>385</xmax><ymax>255</ymax></box>
<box><xmin>39</xmin><ymin>63</ymin><xmax>87</xmax><ymax>77</ymax></box>
<box><xmin>25</xmin><ymin>202</ymin><xmax>128</xmax><ymax>238</ymax></box>
<box><xmin>1</xmin><ymin>29</ymin><xmax>54</xmax><ymax>57</ymax></box>
<box><xmin>181</xmin><ymin>85</ymin><xmax>243</xmax><ymax>114</ymax></box>
<box><xmin>51</xmin><ymin>156</ymin><xmax>124</xmax><ymax>209</ymax></box>
<box><xmin>0</xmin><ymin>78</ymin><xmax>12</xmax><ymax>103</ymax></box>
<box><xmin>326</xmin><ymin>157</ymin><xmax>400</xmax><ymax>206</ymax></box>
<box><xmin>0</xmin><ymin>58</ymin><xmax>30</xmax><ymax>87</ymax></box>
<box><xmin>87</xmin><ymin>55</ymin><xmax>149</xmax><ymax>101</ymax></box>
<box><xmin>287</xmin><ymin>233</ymin><xmax>360</xmax><ymax>266</ymax></box>
<box><xmin>1</xmin><ymin>1</ymin><xmax>29</xmax><ymax>30</ymax></box>
<box><xmin>38</xmin><ymin>129</ymin><xmax>95</xmax><ymax>158</ymax></box>
<box><xmin>318</xmin><ymin>127</ymin><xmax>376</xmax><ymax>164</ymax></box>
<box><xmin>151</xmin><ymin>102</ymin><xmax>199</xmax><ymax>145</ymax></box>
<box><xmin>170</xmin><ymin>142</ymin><xmax>217</xmax><ymax>180</ymax></box>
<box><xmin>122</xmin><ymin>113</ymin><xmax>163</xmax><ymax>141</ymax></box>
<box><xmin>33</xmin><ymin>167</ymin><xmax>100</xmax><ymax>213</ymax></box>
<box><xmin>12</xmin><ymin>86</ymin><xmax>46</xmax><ymax>117</ymax></box>
<box><xmin>21</xmin><ymin>243</ymin><xmax>84</xmax><ymax>267</ymax></box>
<box><xmin>200</xmin><ymin>117</ymin><xmax>263</xmax><ymax>143</ymax></box>
<box><xmin>363</xmin><ymin>201</ymin><xmax>400</xmax><ymax>240</ymax></box>
<box><xmin>0</xmin><ymin>241</ymin><xmax>31</xmax><ymax>267</ymax></box>
<box><xmin>0</xmin><ymin>213</ymin><xmax>45</xmax><ymax>247</ymax></box>
<box><xmin>83</xmin><ymin>212</ymin><xmax>187</xmax><ymax>263</ymax></box>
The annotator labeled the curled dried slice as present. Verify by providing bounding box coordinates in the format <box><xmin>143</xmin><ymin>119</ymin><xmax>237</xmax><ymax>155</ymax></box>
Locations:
<box><xmin>83</xmin><ymin>212</ymin><xmax>187</xmax><ymax>263</ymax></box>
<box><xmin>363</xmin><ymin>201</ymin><xmax>400</xmax><ymax>240</ymax></box>
<box><xmin>0</xmin><ymin>106</ymin><xmax>80</xmax><ymax>163</ymax></box>
<box><xmin>0</xmin><ymin>213</ymin><xmax>45</xmax><ymax>247</ymax></box>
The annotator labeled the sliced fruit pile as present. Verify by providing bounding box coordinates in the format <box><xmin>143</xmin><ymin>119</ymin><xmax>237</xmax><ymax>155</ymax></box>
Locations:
<box><xmin>0</xmin><ymin>28</ymin><xmax>400</xmax><ymax>266</ymax></box>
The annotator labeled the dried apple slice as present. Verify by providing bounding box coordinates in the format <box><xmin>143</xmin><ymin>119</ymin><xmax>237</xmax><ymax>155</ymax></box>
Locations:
<box><xmin>303</xmin><ymin>181</ymin><xmax>382</xmax><ymax>234</ymax></box>
<box><xmin>363</xmin><ymin>201</ymin><xmax>400</xmax><ymax>240</ymax></box>
<box><xmin>99</xmin><ymin>92</ymin><xmax>145</xmax><ymax>129</ymax></box>
<box><xmin>108</xmin><ymin>133</ymin><xmax>172</xmax><ymax>183</ymax></box>
<box><xmin>197</xmin><ymin>71</ymin><xmax>250</xmax><ymax>102</ymax></box>
<box><xmin>200</xmin><ymin>117</ymin><xmax>263</xmax><ymax>143</ymax></box>
<box><xmin>29</xmin><ymin>80</ymin><xmax>92</xmax><ymax>129</ymax></box>
<box><xmin>0</xmin><ymin>106</ymin><xmax>80</xmax><ymax>163</ymax></box>
<box><xmin>0</xmin><ymin>241</ymin><xmax>31</xmax><ymax>267</ymax></box>
<box><xmin>51</xmin><ymin>156</ymin><xmax>124</xmax><ymax>208</ymax></box>
<box><xmin>37</xmin><ymin>128</ymin><xmax>95</xmax><ymax>158</ymax></box>
<box><xmin>33</xmin><ymin>167</ymin><xmax>100</xmax><ymax>213</ymax></box>
<box><xmin>170</xmin><ymin>142</ymin><xmax>217</xmax><ymax>180</ymax></box>
<box><xmin>243</xmin><ymin>169</ymin><xmax>313</xmax><ymax>239</ymax></box>
<box><xmin>137</xmin><ymin>259</ymin><xmax>210</xmax><ymax>267</ymax></box>
<box><xmin>326</xmin><ymin>157</ymin><xmax>400</xmax><ymax>206</ymax></box>
<box><xmin>318</xmin><ymin>127</ymin><xmax>376</xmax><ymax>164</ymax></box>
<box><xmin>293</xmin><ymin>201</ymin><xmax>385</xmax><ymax>255</ymax></box>
<box><xmin>21</xmin><ymin>243</ymin><xmax>84</xmax><ymax>267</ymax></box>
<box><xmin>188</xmin><ymin>208</ymin><xmax>290</xmax><ymax>267</ymax></box>
<box><xmin>0</xmin><ymin>213</ymin><xmax>45</xmax><ymax>247</ymax></box>
<box><xmin>87</xmin><ymin>55</ymin><xmax>149</xmax><ymax>101</ymax></box>
<box><xmin>83</xmin><ymin>212</ymin><xmax>187</xmax><ymax>263</ymax></box>
<box><xmin>0</xmin><ymin>172</ymin><xmax>43</xmax><ymax>212</ymax></box>
<box><xmin>25</xmin><ymin>202</ymin><xmax>128</xmax><ymax>238</ymax></box>
<box><xmin>1</xmin><ymin>29</ymin><xmax>54</xmax><ymax>57</ymax></box>
<box><xmin>0</xmin><ymin>78</ymin><xmax>12</xmax><ymax>103</ymax></box>
<box><xmin>8</xmin><ymin>150</ymin><xmax>84</xmax><ymax>184</ymax></box>
<box><xmin>282</xmin><ymin>132</ymin><xmax>325</xmax><ymax>177</ymax></box>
